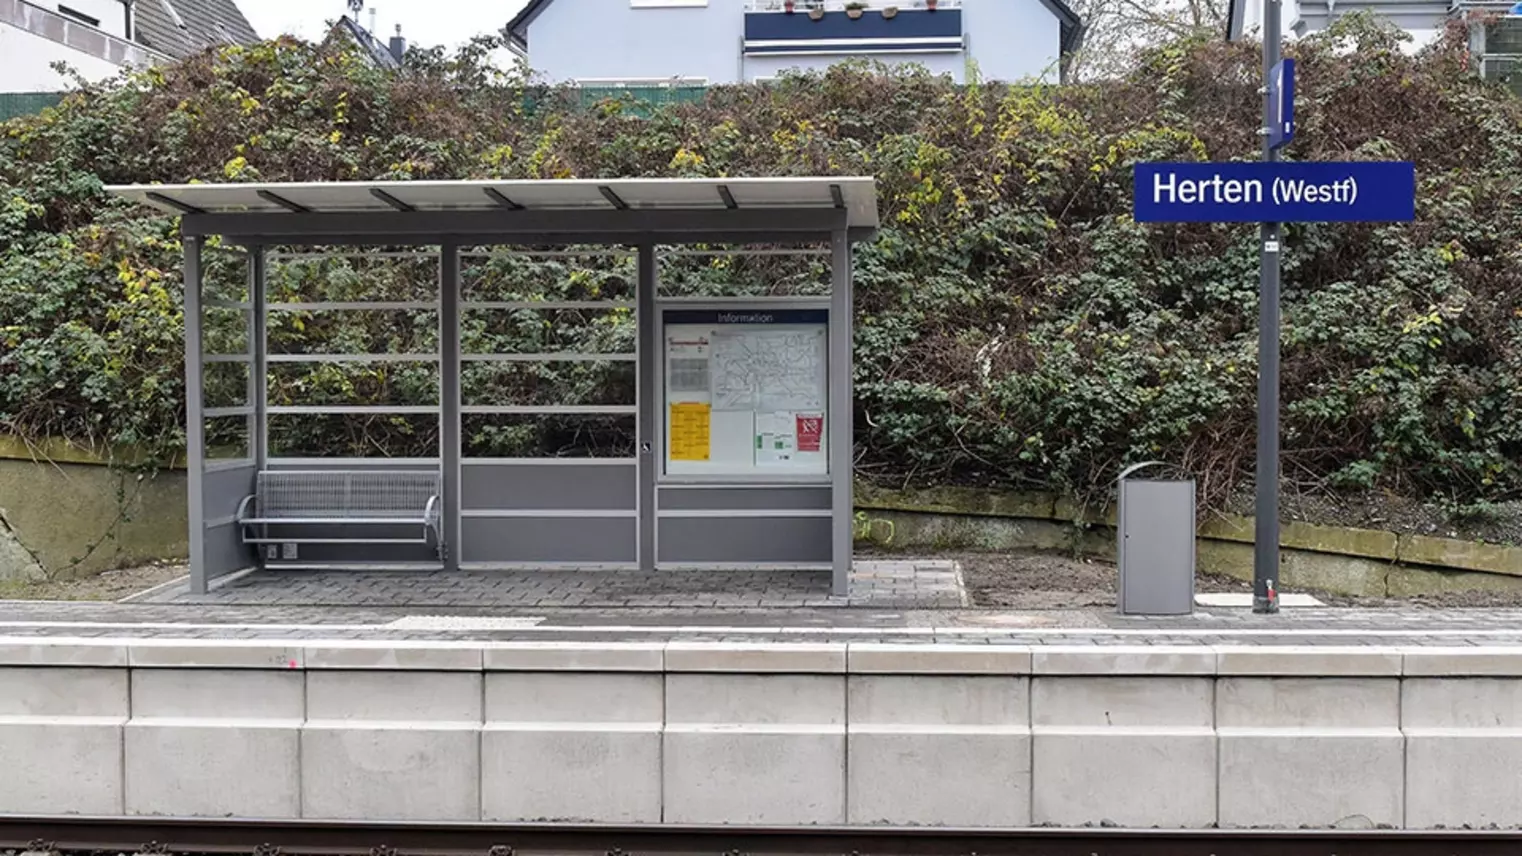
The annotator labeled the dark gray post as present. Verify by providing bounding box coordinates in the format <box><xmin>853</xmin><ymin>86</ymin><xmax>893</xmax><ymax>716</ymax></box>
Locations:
<box><xmin>637</xmin><ymin>243</ymin><xmax>658</xmax><ymax>572</ymax></box>
<box><xmin>184</xmin><ymin>236</ymin><xmax>207</xmax><ymax>594</ymax></box>
<box><xmin>1254</xmin><ymin>0</ymin><xmax>1283</xmax><ymax>614</ymax></box>
<box><xmin>250</xmin><ymin>246</ymin><xmax>268</xmax><ymax>468</ymax></box>
<box><xmin>440</xmin><ymin>242</ymin><xmax>461</xmax><ymax>571</ymax></box>
<box><xmin>830</xmin><ymin>230</ymin><xmax>854</xmax><ymax>597</ymax></box>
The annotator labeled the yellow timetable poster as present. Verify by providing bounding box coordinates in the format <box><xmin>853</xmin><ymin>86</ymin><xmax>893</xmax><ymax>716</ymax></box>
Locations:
<box><xmin>669</xmin><ymin>402</ymin><xmax>711</xmax><ymax>461</ymax></box>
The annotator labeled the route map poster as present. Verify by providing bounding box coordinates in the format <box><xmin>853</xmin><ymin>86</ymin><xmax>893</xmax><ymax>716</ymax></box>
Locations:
<box><xmin>662</xmin><ymin>309</ymin><xmax>828</xmax><ymax>477</ymax></box>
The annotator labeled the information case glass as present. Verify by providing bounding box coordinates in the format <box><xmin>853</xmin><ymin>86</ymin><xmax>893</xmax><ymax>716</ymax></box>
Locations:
<box><xmin>662</xmin><ymin>308</ymin><xmax>828</xmax><ymax>477</ymax></box>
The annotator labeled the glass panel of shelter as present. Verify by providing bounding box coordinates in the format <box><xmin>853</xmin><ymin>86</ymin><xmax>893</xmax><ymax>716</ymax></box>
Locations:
<box><xmin>456</xmin><ymin>248</ymin><xmax>640</xmax><ymax>569</ymax></box>
<box><xmin>230</xmin><ymin>242</ymin><xmax>834</xmax><ymax>571</ymax></box>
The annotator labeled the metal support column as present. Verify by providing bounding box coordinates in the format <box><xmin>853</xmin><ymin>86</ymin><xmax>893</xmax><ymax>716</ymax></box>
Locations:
<box><xmin>637</xmin><ymin>243</ymin><xmax>658</xmax><ymax>572</ymax></box>
<box><xmin>829</xmin><ymin>231</ymin><xmax>854</xmax><ymax>597</ymax></box>
<box><xmin>1253</xmin><ymin>0</ymin><xmax>1283</xmax><ymax>614</ymax></box>
<box><xmin>440</xmin><ymin>242</ymin><xmax>461</xmax><ymax>571</ymax></box>
<box><xmin>250</xmin><ymin>246</ymin><xmax>268</xmax><ymax>468</ymax></box>
<box><xmin>184</xmin><ymin>236</ymin><xmax>207</xmax><ymax>594</ymax></box>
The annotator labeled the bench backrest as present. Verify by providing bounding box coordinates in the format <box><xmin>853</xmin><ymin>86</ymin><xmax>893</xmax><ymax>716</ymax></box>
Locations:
<box><xmin>256</xmin><ymin>471</ymin><xmax>440</xmax><ymax>519</ymax></box>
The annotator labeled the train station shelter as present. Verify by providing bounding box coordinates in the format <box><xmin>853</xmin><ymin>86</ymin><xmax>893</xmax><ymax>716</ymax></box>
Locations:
<box><xmin>106</xmin><ymin>178</ymin><xmax>878</xmax><ymax>596</ymax></box>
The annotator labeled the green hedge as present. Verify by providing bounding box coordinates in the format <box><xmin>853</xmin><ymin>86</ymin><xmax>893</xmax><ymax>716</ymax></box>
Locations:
<box><xmin>1</xmin><ymin>24</ymin><xmax>1519</xmax><ymax>509</ymax></box>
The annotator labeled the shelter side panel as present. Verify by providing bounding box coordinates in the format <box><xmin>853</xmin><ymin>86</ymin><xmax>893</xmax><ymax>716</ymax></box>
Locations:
<box><xmin>460</xmin><ymin>517</ymin><xmax>636</xmax><ymax>565</ymax></box>
<box><xmin>657</xmin><ymin>486</ymin><xmax>830</xmax><ymax>511</ymax></box>
<box><xmin>204</xmin><ymin>463</ymin><xmax>256</xmax><ymax>577</ymax></box>
<box><xmin>658</xmin><ymin>516</ymin><xmax>831</xmax><ymax>565</ymax></box>
<box><xmin>461</xmin><ymin>462</ymin><xmax>635</xmax><ymax>512</ymax></box>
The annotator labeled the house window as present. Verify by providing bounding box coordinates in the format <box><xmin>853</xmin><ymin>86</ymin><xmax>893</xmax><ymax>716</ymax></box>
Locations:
<box><xmin>1483</xmin><ymin>17</ymin><xmax>1522</xmax><ymax>97</ymax></box>
<box><xmin>56</xmin><ymin>4</ymin><xmax>101</xmax><ymax>27</ymax></box>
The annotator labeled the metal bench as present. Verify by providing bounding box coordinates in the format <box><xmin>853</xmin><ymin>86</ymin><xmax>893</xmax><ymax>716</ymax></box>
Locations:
<box><xmin>236</xmin><ymin>470</ymin><xmax>443</xmax><ymax>558</ymax></box>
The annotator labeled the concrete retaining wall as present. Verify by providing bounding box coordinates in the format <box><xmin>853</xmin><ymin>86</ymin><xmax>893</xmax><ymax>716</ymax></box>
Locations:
<box><xmin>0</xmin><ymin>437</ymin><xmax>188</xmax><ymax>581</ymax></box>
<box><xmin>3</xmin><ymin>436</ymin><xmax>1516</xmax><ymax>591</ymax></box>
<box><xmin>5</xmin><ymin>639</ymin><xmax>1522</xmax><ymax>828</ymax></box>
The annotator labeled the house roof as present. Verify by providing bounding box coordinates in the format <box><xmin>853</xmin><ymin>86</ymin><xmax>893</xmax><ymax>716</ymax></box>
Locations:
<box><xmin>508</xmin><ymin>0</ymin><xmax>1085</xmax><ymax>56</ymax></box>
<box><xmin>133</xmin><ymin>0</ymin><xmax>259</xmax><ymax>58</ymax></box>
<box><xmin>105</xmin><ymin>176</ymin><xmax>882</xmax><ymax>230</ymax></box>
<box><xmin>1042</xmin><ymin>0</ymin><xmax>1085</xmax><ymax>54</ymax></box>
<box><xmin>505</xmin><ymin>0</ymin><xmax>551</xmax><ymax>51</ymax></box>
<box><xmin>326</xmin><ymin>16</ymin><xmax>402</xmax><ymax>68</ymax></box>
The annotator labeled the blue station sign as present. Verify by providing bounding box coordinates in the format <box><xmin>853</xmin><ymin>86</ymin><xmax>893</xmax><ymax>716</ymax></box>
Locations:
<box><xmin>1133</xmin><ymin>161</ymin><xmax>1416</xmax><ymax>223</ymax></box>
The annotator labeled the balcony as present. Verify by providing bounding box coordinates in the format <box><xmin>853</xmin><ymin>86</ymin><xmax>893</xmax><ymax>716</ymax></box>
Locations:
<box><xmin>743</xmin><ymin>0</ymin><xmax>964</xmax><ymax>57</ymax></box>
<box><xmin>1482</xmin><ymin>17</ymin><xmax>1522</xmax><ymax>97</ymax></box>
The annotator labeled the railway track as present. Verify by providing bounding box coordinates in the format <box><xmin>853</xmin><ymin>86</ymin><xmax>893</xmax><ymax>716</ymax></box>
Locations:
<box><xmin>3</xmin><ymin>817</ymin><xmax>1522</xmax><ymax>856</ymax></box>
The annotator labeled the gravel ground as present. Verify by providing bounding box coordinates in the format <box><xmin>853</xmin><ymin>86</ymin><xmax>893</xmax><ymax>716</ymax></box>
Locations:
<box><xmin>0</xmin><ymin>562</ymin><xmax>185</xmax><ymax>602</ymax></box>
<box><xmin>959</xmin><ymin>550</ymin><xmax>1249</xmax><ymax>610</ymax></box>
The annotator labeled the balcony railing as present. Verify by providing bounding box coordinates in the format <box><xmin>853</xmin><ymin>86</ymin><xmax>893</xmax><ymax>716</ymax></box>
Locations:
<box><xmin>1</xmin><ymin>0</ymin><xmax>166</xmax><ymax>71</ymax></box>
<box><xmin>743</xmin><ymin>0</ymin><xmax>965</xmax><ymax>55</ymax></box>
<box><xmin>744</xmin><ymin>0</ymin><xmax>961</xmax><ymax>10</ymax></box>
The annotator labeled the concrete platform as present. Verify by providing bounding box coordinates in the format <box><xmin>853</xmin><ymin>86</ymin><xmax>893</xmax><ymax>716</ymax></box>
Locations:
<box><xmin>5</xmin><ymin>637</ymin><xmax>1522</xmax><ymax>830</ymax></box>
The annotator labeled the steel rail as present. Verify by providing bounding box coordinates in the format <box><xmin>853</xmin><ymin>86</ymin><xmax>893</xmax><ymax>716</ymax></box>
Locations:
<box><xmin>2</xmin><ymin>817</ymin><xmax>1521</xmax><ymax>856</ymax></box>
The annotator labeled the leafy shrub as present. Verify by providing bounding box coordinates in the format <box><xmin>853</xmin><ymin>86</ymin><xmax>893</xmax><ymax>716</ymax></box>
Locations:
<box><xmin>1</xmin><ymin>21</ymin><xmax>1518</xmax><ymax>510</ymax></box>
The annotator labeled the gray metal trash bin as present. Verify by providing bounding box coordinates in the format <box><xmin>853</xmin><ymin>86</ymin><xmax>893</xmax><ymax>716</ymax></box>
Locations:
<box><xmin>1117</xmin><ymin>462</ymin><xmax>1195</xmax><ymax>616</ymax></box>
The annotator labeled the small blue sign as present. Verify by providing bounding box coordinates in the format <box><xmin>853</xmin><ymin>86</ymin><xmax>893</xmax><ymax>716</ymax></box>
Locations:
<box><xmin>1133</xmin><ymin>161</ymin><xmax>1415</xmax><ymax>223</ymax></box>
<box><xmin>1268</xmin><ymin>58</ymin><xmax>1295</xmax><ymax>151</ymax></box>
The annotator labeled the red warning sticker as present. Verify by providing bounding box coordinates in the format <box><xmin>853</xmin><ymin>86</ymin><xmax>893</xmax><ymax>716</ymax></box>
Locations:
<box><xmin>796</xmin><ymin>414</ymin><xmax>823</xmax><ymax>453</ymax></box>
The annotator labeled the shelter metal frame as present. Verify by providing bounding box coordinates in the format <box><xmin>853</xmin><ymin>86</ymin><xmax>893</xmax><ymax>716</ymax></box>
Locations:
<box><xmin>107</xmin><ymin>178</ymin><xmax>878</xmax><ymax>596</ymax></box>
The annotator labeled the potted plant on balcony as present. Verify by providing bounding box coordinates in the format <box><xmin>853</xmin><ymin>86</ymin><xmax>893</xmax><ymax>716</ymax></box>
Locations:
<box><xmin>925</xmin><ymin>0</ymin><xmax>938</xmax><ymax>9</ymax></box>
<box><xmin>783</xmin><ymin>0</ymin><xmax>795</xmax><ymax>12</ymax></box>
<box><xmin>882</xmin><ymin>5</ymin><xmax>899</xmax><ymax>18</ymax></box>
<box><xmin>806</xmin><ymin>0</ymin><xmax>825</xmax><ymax>20</ymax></box>
<box><xmin>845</xmin><ymin>1</ymin><xmax>867</xmax><ymax>18</ymax></box>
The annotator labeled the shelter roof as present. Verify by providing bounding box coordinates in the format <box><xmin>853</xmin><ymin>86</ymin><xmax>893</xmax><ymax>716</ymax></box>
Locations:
<box><xmin>105</xmin><ymin>177</ymin><xmax>880</xmax><ymax>232</ymax></box>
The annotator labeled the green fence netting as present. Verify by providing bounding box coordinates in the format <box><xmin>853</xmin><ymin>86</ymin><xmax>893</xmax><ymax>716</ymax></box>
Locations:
<box><xmin>0</xmin><ymin>92</ymin><xmax>64</xmax><ymax>123</ymax></box>
<box><xmin>575</xmin><ymin>85</ymin><xmax>708</xmax><ymax>114</ymax></box>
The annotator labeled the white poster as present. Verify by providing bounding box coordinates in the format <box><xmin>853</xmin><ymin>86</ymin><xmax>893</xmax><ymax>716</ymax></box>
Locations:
<box><xmin>756</xmin><ymin>411</ymin><xmax>798</xmax><ymax>465</ymax></box>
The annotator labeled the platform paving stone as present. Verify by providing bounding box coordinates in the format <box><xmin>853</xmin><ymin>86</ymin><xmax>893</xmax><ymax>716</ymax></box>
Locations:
<box><xmin>7</xmin><ymin>563</ymin><xmax>1522</xmax><ymax>645</ymax></box>
<box><xmin>137</xmin><ymin>560</ymin><xmax>970</xmax><ymax>610</ymax></box>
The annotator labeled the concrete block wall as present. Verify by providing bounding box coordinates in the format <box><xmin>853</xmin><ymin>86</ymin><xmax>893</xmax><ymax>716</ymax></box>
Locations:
<box><xmin>5</xmin><ymin>639</ymin><xmax>1522</xmax><ymax>828</ymax></box>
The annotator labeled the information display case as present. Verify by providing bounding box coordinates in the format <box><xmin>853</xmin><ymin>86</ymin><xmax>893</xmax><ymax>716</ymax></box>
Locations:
<box><xmin>662</xmin><ymin>309</ymin><xmax>828</xmax><ymax>478</ymax></box>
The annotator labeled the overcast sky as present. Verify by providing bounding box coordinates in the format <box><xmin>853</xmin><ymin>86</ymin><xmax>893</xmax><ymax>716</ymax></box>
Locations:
<box><xmin>242</xmin><ymin>0</ymin><xmax>533</xmax><ymax>51</ymax></box>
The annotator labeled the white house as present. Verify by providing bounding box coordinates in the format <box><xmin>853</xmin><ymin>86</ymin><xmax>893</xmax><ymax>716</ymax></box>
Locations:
<box><xmin>1227</xmin><ymin>0</ymin><xmax>1522</xmax><ymax>91</ymax></box>
<box><xmin>0</xmin><ymin>0</ymin><xmax>257</xmax><ymax>95</ymax></box>
<box><xmin>506</xmin><ymin>0</ymin><xmax>1085</xmax><ymax>86</ymax></box>
<box><xmin>1228</xmin><ymin>0</ymin><xmax>1511</xmax><ymax>49</ymax></box>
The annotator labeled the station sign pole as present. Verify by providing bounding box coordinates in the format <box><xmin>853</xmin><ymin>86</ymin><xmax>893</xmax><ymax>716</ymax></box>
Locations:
<box><xmin>1256</xmin><ymin>0</ymin><xmax>1289</xmax><ymax>614</ymax></box>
